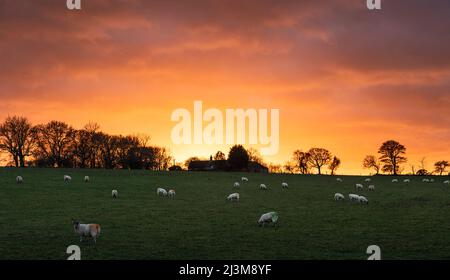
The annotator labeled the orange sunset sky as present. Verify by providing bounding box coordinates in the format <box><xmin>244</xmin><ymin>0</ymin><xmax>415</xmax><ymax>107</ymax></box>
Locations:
<box><xmin>0</xmin><ymin>0</ymin><xmax>449</xmax><ymax>174</ymax></box>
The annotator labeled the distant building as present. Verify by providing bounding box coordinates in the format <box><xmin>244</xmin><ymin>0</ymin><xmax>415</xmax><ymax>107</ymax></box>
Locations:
<box><xmin>188</xmin><ymin>160</ymin><xmax>268</xmax><ymax>173</ymax></box>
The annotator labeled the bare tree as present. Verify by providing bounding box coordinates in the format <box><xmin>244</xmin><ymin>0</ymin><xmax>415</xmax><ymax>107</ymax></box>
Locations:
<box><xmin>247</xmin><ymin>148</ymin><xmax>264</xmax><ymax>164</ymax></box>
<box><xmin>307</xmin><ymin>148</ymin><xmax>332</xmax><ymax>175</ymax></box>
<box><xmin>378</xmin><ymin>140</ymin><xmax>407</xmax><ymax>175</ymax></box>
<box><xmin>329</xmin><ymin>156</ymin><xmax>341</xmax><ymax>175</ymax></box>
<box><xmin>292</xmin><ymin>150</ymin><xmax>311</xmax><ymax>174</ymax></box>
<box><xmin>283</xmin><ymin>160</ymin><xmax>296</xmax><ymax>174</ymax></box>
<box><xmin>0</xmin><ymin>116</ymin><xmax>35</xmax><ymax>167</ymax></box>
<box><xmin>435</xmin><ymin>161</ymin><xmax>449</xmax><ymax>176</ymax></box>
<box><xmin>363</xmin><ymin>155</ymin><xmax>381</xmax><ymax>175</ymax></box>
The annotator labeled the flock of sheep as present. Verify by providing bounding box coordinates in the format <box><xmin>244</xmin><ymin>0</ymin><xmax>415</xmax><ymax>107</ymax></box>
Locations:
<box><xmin>334</xmin><ymin>177</ymin><xmax>450</xmax><ymax>205</ymax></box>
<box><xmin>13</xmin><ymin>174</ymin><xmax>450</xmax><ymax>242</ymax></box>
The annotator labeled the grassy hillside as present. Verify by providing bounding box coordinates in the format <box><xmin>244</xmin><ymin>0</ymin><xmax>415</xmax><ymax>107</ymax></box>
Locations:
<box><xmin>1</xmin><ymin>168</ymin><xmax>449</xmax><ymax>260</ymax></box>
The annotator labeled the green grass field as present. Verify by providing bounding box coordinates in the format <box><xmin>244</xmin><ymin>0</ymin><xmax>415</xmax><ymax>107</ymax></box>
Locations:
<box><xmin>1</xmin><ymin>167</ymin><xmax>450</xmax><ymax>260</ymax></box>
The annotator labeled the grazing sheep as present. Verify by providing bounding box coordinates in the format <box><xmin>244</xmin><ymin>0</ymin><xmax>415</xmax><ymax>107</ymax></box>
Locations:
<box><xmin>422</xmin><ymin>178</ymin><xmax>430</xmax><ymax>183</ymax></box>
<box><xmin>241</xmin><ymin>177</ymin><xmax>249</xmax><ymax>182</ymax></box>
<box><xmin>368</xmin><ymin>185</ymin><xmax>375</xmax><ymax>191</ymax></box>
<box><xmin>281</xmin><ymin>182</ymin><xmax>289</xmax><ymax>189</ymax></box>
<box><xmin>258</xmin><ymin>212</ymin><xmax>279</xmax><ymax>227</ymax></box>
<box><xmin>443</xmin><ymin>180</ymin><xmax>450</xmax><ymax>185</ymax></box>
<box><xmin>84</xmin><ymin>176</ymin><xmax>90</xmax><ymax>182</ymax></box>
<box><xmin>336</xmin><ymin>178</ymin><xmax>343</xmax><ymax>182</ymax></box>
<box><xmin>358</xmin><ymin>196</ymin><xmax>369</xmax><ymax>204</ymax></box>
<box><xmin>73</xmin><ymin>221</ymin><xmax>101</xmax><ymax>243</ymax></box>
<box><xmin>260</xmin><ymin>184</ymin><xmax>268</xmax><ymax>190</ymax></box>
<box><xmin>334</xmin><ymin>193</ymin><xmax>345</xmax><ymax>201</ymax></box>
<box><xmin>365</xmin><ymin>178</ymin><xmax>371</xmax><ymax>183</ymax></box>
<box><xmin>64</xmin><ymin>175</ymin><xmax>72</xmax><ymax>182</ymax></box>
<box><xmin>392</xmin><ymin>179</ymin><xmax>398</xmax><ymax>183</ymax></box>
<box><xmin>403</xmin><ymin>179</ymin><xmax>410</xmax><ymax>183</ymax></box>
<box><xmin>111</xmin><ymin>190</ymin><xmax>118</xmax><ymax>198</ymax></box>
<box><xmin>349</xmin><ymin>194</ymin><xmax>360</xmax><ymax>202</ymax></box>
<box><xmin>227</xmin><ymin>193</ymin><xmax>240</xmax><ymax>202</ymax></box>
<box><xmin>16</xmin><ymin>176</ymin><xmax>23</xmax><ymax>184</ymax></box>
<box><xmin>234</xmin><ymin>182</ymin><xmax>240</xmax><ymax>188</ymax></box>
<box><xmin>157</xmin><ymin>188</ymin><xmax>168</xmax><ymax>197</ymax></box>
<box><xmin>356</xmin><ymin>184</ymin><xmax>364</xmax><ymax>190</ymax></box>
<box><xmin>168</xmin><ymin>189</ymin><xmax>176</xmax><ymax>197</ymax></box>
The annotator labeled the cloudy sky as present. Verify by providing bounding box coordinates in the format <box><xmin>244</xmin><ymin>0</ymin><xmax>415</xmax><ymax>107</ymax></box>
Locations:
<box><xmin>0</xmin><ymin>0</ymin><xmax>449</xmax><ymax>174</ymax></box>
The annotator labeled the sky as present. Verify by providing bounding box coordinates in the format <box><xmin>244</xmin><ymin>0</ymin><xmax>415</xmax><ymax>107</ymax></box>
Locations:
<box><xmin>0</xmin><ymin>0</ymin><xmax>449</xmax><ymax>174</ymax></box>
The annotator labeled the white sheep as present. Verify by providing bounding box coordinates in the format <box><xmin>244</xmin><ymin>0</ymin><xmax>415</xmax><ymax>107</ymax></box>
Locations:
<box><xmin>336</xmin><ymin>178</ymin><xmax>343</xmax><ymax>182</ymax></box>
<box><xmin>168</xmin><ymin>189</ymin><xmax>176</xmax><ymax>197</ymax></box>
<box><xmin>358</xmin><ymin>195</ymin><xmax>369</xmax><ymax>204</ymax></box>
<box><xmin>227</xmin><ymin>193</ymin><xmax>240</xmax><ymax>202</ymax></box>
<box><xmin>258</xmin><ymin>212</ymin><xmax>279</xmax><ymax>227</ymax></box>
<box><xmin>356</xmin><ymin>184</ymin><xmax>364</xmax><ymax>190</ymax></box>
<box><xmin>392</xmin><ymin>179</ymin><xmax>398</xmax><ymax>183</ymax></box>
<box><xmin>233</xmin><ymin>182</ymin><xmax>240</xmax><ymax>188</ymax></box>
<box><xmin>84</xmin><ymin>176</ymin><xmax>90</xmax><ymax>182</ymax></box>
<box><xmin>260</xmin><ymin>184</ymin><xmax>268</xmax><ymax>190</ymax></box>
<box><xmin>334</xmin><ymin>193</ymin><xmax>345</xmax><ymax>201</ymax></box>
<box><xmin>444</xmin><ymin>180</ymin><xmax>450</xmax><ymax>185</ymax></box>
<box><xmin>403</xmin><ymin>179</ymin><xmax>410</xmax><ymax>183</ymax></box>
<box><xmin>365</xmin><ymin>178</ymin><xmax>371</xmax><ymax>183</ymax></box>
<box><xmin>368</xmin><ymin>185</ymin><xmax>375</xmax><ymax>191</ymax></box>
<box><xmin>422</xmin><ymin>178</ymin><xmax>430</xmax><ymax>183</ymax></box>
<box><xmin>112</xmin><ymin>190</ymin><xmax>118</xmax><ymax>198</ymax></box>
<box><xmin>241</xmin><ymin>177</ymin><xmax>248</xmax><ymax>182</ymax></box>
<box><xmin>16</xmin><ymin>176</ymin><xmax>23</xmax><ymax>184</ymax></box>
<box><xmin>64</xmin><ymin>175</ymin><xmax>72</xmax><ymax>182</ymax></box>
<box><xmin>281</xmin><ymin>182</ymin><xmax>288</xmax><ymax>189</ymax></box>
<box><xmin>157</xmin><ymin>187</ymin><xmax>168</xmax><ymax>197</ymax></box>
<box><xmin>349</xmin><ymin>194</ymin><xmax>360</xmax><ymax>201</ymax></box>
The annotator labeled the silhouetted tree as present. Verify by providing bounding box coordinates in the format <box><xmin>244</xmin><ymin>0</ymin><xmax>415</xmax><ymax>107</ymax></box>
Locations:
<box><xmin>363</xmin><ymin>155</ymin><xmax>381</xmax><ymax>175</ymax></box>
<box><xmin>247</xmin><ymin>148</ymin><xmax>264</xmax><ymax>164</ymax></box>
<box><xmin>435</xmin><ymin>161</ymin><xmax>449</xmax><ymax>176</ymax></box>
<box><xmin>416</xmin><ymin>169</ymin><xmax>428</xmax><ymax>176</ymax></box>
<box><xmin>184</xmin><ymin>157</ymin><xmax>200</xmax><ymax>169</ymax></box>
<box><xmin>213</xmin><ymin>151</ymin><xmax>226</xmax><ymax>160</ymax></box>
<box><xmin>0</xmin><ymin>116</ymin><xmax>35</xmax><ymax>167</ymax></box>
<box><xmin>283</xmin><ymin>160</ymin><xmax>296</xmax><ymax>174</ymax></box>
<box><xmin>307</xmin><ymin>148</ymin><xmax>331</xmax><ymax>175</ymax></box>
<box><xmin>268</xmin><ymin>163</ymin><xmax>282</xmax><ymax>173</ymax></box>
<box><xmin>378</xmin><ymin>140</ymin><xmax>407</xmax><ymax>175</ymax></box>
<box><xmin>227</xmin><ymin>145</ymin><xmax>249</xmax><ymax>171</ymax></box>
<box><xmin>292</xmin><ymin>150</ymin><xmax>310</xmax><ymax>174</ymax></box>
<box><xmin>329</xmin><ymin>156</ymin><xmax>341</xmax><ymax>175</ymax></box>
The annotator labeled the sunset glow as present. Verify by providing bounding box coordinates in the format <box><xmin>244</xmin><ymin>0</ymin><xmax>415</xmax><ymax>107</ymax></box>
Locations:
<box><xmin>1</xmin><ymin>0</ymin><xmax>449</xmax><ymax>174</ymax></box>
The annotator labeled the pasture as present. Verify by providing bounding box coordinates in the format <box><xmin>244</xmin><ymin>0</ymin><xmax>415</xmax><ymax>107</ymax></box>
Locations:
<box><xmin>1</xmin><ymin>168</ymin><xmax>450</xmax><ymax>260</ymax></box>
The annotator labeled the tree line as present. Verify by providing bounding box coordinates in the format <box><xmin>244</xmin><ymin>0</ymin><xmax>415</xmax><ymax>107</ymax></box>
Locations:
<box><xmin>0</xmin><ymin>116</ymin><xmax>172</xmax><ymax>170</ymax></box>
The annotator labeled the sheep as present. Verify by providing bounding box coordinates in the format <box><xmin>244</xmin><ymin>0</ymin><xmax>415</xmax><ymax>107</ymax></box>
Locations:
<box><xmin>111</xmin><ymin>190</ymin><xmax>118</xmax><ymax>198</ymax></box>
<box><xmin>258</xmin><ymin>212</ymin><xmax>279</xmax><ymax>227</ymax></box>
<box><xmin>84</xmin><ymin>176</ymin><xmax>90</xmax><ymax>182</ymax></box>
<box><xmin>358</xmin><ymin>196</ymin><xmax>369</xmax><ymax>204</ymax></box>
<box><xmin>281</xmin><ymin>182</ymin><xmax>289</xmax><ymax>189</ymax></box>
<box><xmin>430</xmin><ymin>179</ymin><xmax>435</xmax><ymax>183</ymax></box>
<box><xmin>157</xmin><ymin>188</ymin><xmax>168</xmax><ymax>197</ymax></box>
<box><xmin>168</xmin><ymin>189</ymin><xmax>176</xmax><ymax>197</ymax></box>
<box><xmin>241</xmin><ymin>177</ymin><xmax>249</xmax><ymax>182</ymax></box>
<box><xmin>444</xmin><ymin>180</ymin><xmax>450</xmax><ymax>185</ymax></box>
<box><xmin>64</xmin><ymin>175</ymin><xmax>72</xmax><ymax>182</ymax></box>
<box><xmin>392</xmin><ymin>179</ymin><xmax>398</xmax><ymax>183</ymax></box>
<box><xmin>72</xmin><ymin>221</ymin><xmax>101</xmax><ymax>243</ymax></box>
<box><xmin>16</xmin><ymin>176</ymin><xmax>23</xmax><ymax>184</ymax></box>
<box><xmin>334</xmin><ymin>193</ymin><xmax>345</xmax><ymax>201</ymax></box>
<box><xmin>365</xmin><ymin>178</ymin><xmax>371</xmax><ymax>183</ymax></box>
<box><xmin>336</xmin><ymin>178</ymin><xmax>343</xmax><ymax>182</ymax></box>
<box><xmin>403</xmin><ymin>179</ymin><xmax>410</xmax><ymax>183</ymax></box>
<box><xmin>227</xmin><ymin>193</ymin><xmax>240</xmax><ymax>202</ymax></box>
<box><xmin>260</xmin><ymin>184</ymin><xmax>268</xmax><ymax>190</ymax></box>
<box><xmin>233</xmin><ymin>182</ymin><xmax>240</xmax><ymax>188</ymax></box>
<box><xmin>368</xmin><ymin>185</ymin><xmax>375</xmax><ymax>191</ymax></box>
<box><xmin>348</xmin><ymin>194</ymin><xmax>360</xmax><ymax>202</ymax></box>
<box><xmin>422</xmin><ymin>178</ymin><xmax>430</xmax><ymax>183</ymax></box>
<box><xmin>355</xmin><ymin>183</ymin><xmax>364</xmax><ymax>190</ymax></box>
